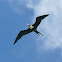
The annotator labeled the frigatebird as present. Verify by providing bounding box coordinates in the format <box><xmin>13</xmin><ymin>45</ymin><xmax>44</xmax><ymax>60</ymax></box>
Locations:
<box><xmin>14</xmin><ymin>14</ymin><xmax>49</xmax><ymax>44</ymax></box>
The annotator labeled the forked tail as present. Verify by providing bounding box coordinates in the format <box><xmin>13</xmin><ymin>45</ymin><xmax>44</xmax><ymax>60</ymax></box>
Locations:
<box><xmin>34</xmin><ymin>30</ymin><xmax>43</xmax><ymax>36</ymax></box>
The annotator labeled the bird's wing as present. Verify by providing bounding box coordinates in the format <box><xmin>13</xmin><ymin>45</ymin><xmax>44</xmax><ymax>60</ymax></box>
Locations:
<box><xmin>32</xmin><ymin>14</ymin><xmax>49</xmax><ymax>28</ymax></box>
<box><xmin>14</xmin><ymin>28</ymin><xmax>32</xmax><ymax>44</ymax></box>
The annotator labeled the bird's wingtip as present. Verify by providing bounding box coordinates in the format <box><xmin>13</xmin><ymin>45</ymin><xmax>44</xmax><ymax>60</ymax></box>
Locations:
<box><xmin>46</xmin><ymin>14</ymin><xmax>50</xmax><ymax>16</ymax></box>
<box><xmin>13</xmin><ymin>41</ymin><xmax>16</xmax><ymax>45</ymax></box>
<box><xmin>13</xmin><ymin>43</ymin><xmax>15</xmax><ymax>45</ymax></box>
<box><xmin>45</xmin><ymin>14</ymin><xmax>50</xmax><ymax>17</ymax></box>
<box><xmin>48</xmin><ymin>14</ymin><xmax>50</xmax><ymax>15</ymax></box>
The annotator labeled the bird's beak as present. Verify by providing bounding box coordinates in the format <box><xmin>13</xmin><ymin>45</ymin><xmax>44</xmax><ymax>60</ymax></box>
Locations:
<box><xmin>27</xmin><ymin>24</ymin><xmax>29</xmax><ymax>26</ymax></box>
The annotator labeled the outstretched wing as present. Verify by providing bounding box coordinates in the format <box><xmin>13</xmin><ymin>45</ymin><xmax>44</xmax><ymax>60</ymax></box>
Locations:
<box><xmin>14</xmin><ymin>28</ymin><xmax>32</xmax><ymax>44</ymax></box>
<box><xmin>32</xmin><ymin>14</ymin><xmax>49</xmax><ymax>28</ymax></box>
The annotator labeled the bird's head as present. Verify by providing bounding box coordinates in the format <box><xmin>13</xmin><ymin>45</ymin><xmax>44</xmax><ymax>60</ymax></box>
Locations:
<box><xmin>27</xmin><ymin>24</ymin><xmax>30</xmax><ymax>27</ymax></box>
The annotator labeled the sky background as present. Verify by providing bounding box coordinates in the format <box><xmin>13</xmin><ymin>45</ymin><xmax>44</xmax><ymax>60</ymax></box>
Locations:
<box><xmin>0</xmin><ymin>0</ymin><xmax>62</xmax><ymax>62</ymax></box>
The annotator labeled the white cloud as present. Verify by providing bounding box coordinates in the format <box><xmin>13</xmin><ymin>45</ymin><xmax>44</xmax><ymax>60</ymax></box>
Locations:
<box><xmin>8</xmin><ymin>0</ymin><xmax>62</xmax><ymax>51</ymax></box>
<box><xmin>8</xmin><ymin>0</ymin><xmax>41</xmax><ymax>14</ymax></box>
<box><xmin>31</xmin><ymin>0</ymin><xmax>62</xmax><ymax>51</ymax></box>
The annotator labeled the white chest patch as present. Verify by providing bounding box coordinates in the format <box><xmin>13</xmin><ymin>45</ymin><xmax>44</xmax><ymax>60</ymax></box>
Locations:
<box><xmin>29</xmin><ymin>25</ymin><xmax>34</xmax><ymax>29</ymax></box>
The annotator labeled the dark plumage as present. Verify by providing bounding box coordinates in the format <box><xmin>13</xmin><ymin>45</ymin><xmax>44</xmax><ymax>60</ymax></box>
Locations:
<box><xmin>14</xmin><ymin>14</ymin><xmax>49</xmax><ymax>44</ymax></box>
<box><xmin>32</xmin><ymin>14</ymin><xmax>49</xmax><ymax>28</ymax></box>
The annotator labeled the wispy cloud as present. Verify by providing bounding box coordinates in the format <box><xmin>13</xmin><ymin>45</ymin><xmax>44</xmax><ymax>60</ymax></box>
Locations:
<box><xmin>31</xmin><ymin>0</ymin><xmax>62</xmax><ymax>51</ymax></box>
<box><xmin>8</xmin><ymin>0</ymin><xmax>62</xmax><ymax>51</ymax></box>
<box><xmin>8</xmin><ymin>0</ymin><xmax>33</xmax><ymax>14</ymax></box>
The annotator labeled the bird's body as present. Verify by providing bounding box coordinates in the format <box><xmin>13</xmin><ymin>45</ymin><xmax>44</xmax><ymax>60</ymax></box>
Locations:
<box><xmin>27</xmin><ymin>24</ymin><xmax>34</xmax><ymax>29</ymax></box>
<box><xmin>14</xmin><ymin>14</ymin><xmax>49</xmax><ymax>44</ymax></box>
<box><xmin>29</xmin><ymin>25</ymin><xmax>34</xmax><ymax>29</ymax></box>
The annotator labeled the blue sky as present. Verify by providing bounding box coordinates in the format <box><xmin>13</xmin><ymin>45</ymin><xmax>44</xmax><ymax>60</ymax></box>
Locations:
<box><xmin>0</xmin><ymin>0</ymin><xmax>62</xmax><ymax>62</ymax></box>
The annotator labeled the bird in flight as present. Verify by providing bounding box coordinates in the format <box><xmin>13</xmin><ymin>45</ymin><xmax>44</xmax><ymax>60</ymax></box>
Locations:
<box><xmin>14</xmin><ymin>14</ymin><xmax>49</xmax><ymax>44</ymax></box>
